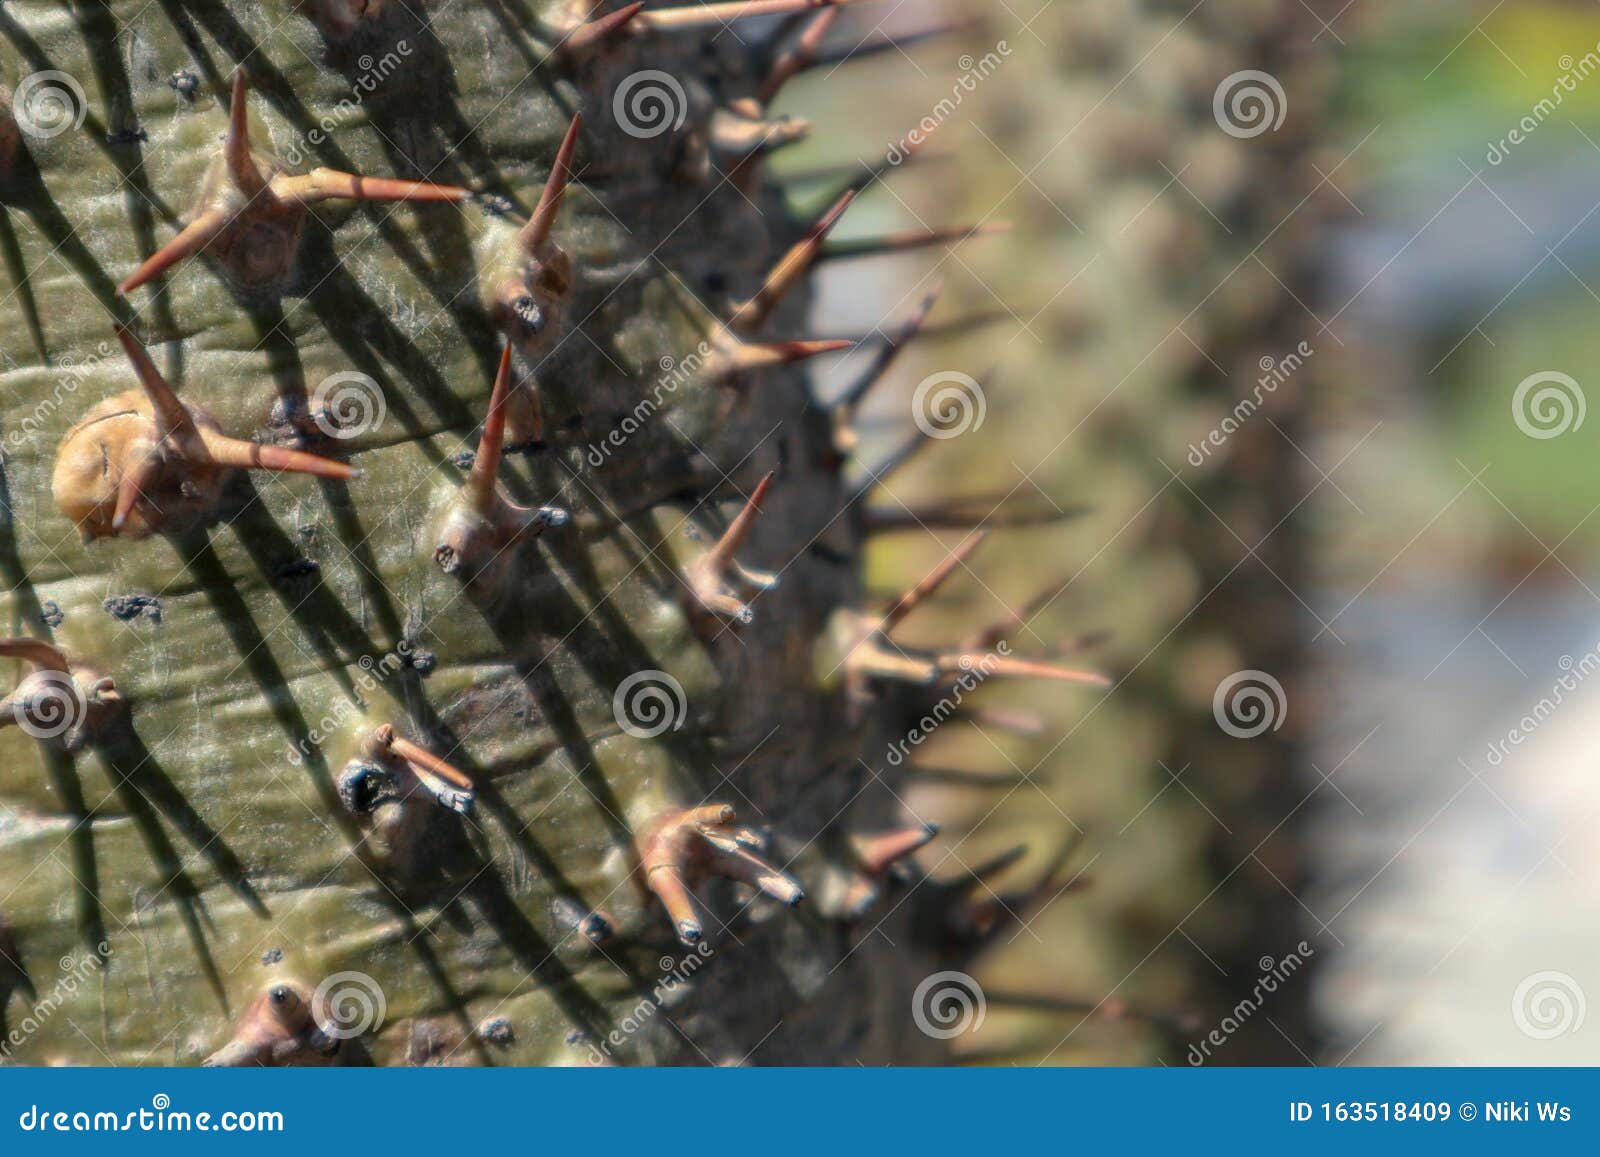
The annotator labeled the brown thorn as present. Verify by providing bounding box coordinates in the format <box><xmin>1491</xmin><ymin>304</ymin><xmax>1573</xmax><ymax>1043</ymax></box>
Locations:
<box><xmin>881</xmin><ymin>532</ymin><xmax>986</xmax><ymax>632</ymax></box>
<box><xmin>0</xmin><ymin>638</ymin><xmax>70</xmax><ymax>674</ymax></box>
<box><xmin>387</xmin><ymin>734</ymin><xmax>475</xmax><ymax>792</ymax></box>
<box><xmin>521</xmin><ymin>114</ymin><xmax>581</xmax><ymax>252</ymax></box>
<box><xmin>114</xmin><ymin>327</ymin><xmax>192</xmax><ymax>435</ymax></box>
<box><xmin>274</xmin><ymin>167</ymin><xmax>473</xmax><ymax>207</ymax></box>
<box><xmin>647</xmin><ymin>865</ymin><xmax>705</xmax><ymax>945</ymax></box>
<box><xmin>853</xmin><ymin>823</ymin><xmax>938</xmax><ymax>876</ymax></box>
<box><xmin>862</xmin><ymin>498</ymin><xmax>1089</xmax><ymax>534</ymax></box>
<box><xmin>640</xmin><ymin>0</ymin><xmax>861</xmax><ymax>33</ymax></box>
<box><xmin>728</xmin><ymin>189</ymin><xmax>854</xmax><ymax>333</ymax></box>
<box><xmin>116</xmin><ymin>209</ymin><xmax>229</xmax><ymax>295</ymax></box>
<box><xmin>705</xmin><ymin>471</ymin><xmax>774</xmax><ymax>572</ymax></box>
<box><xmin>562</xmin><ymin>2</ymin><xmax>644</xmax><ymax>49</ymax></box>
<box><xmin>819</xmin><ymin>222</ymin><xmax>1011</xmax><ymax>263</ymax></box>
<box><xmin>934</xmin><ymin>652</ymin><xmax>1111</xmax><ymax>688</ymax></box>
<box><xmin>757</xmin><ymin>8</ymin><xmax>839</xmax><ymax>105</ymax></box>
<box><xmin>111</xmin><ymin>450</ymin><xmax>161</xmax><ymax>532</ymax></box>
<box><xmin>468</xmin><ymin>344</ymin><xmax>514</xmax><ymax>514</ymax></box>
<box><xmin>712</xmin><ymin>337</ymin><xmax>852</xmax><ymax>379</ymax></box>
<box><xmin>808</xmin><ymin>18</ymin><xmax>977</xmax><ymax>70</ymax></box>
<box><xmin>225</xmin><ymin>73</ymin><xmax>269</xmax><ymax>199</ymax></box>
<box><xmin>196</xmin><ymin>430</ymin><xmax>359</xmax><ymax>481</ymax></box>
<box><xmin>833</xmin><ymin>281</ymin><xmax>940</xmax><ymax>410</ymax></box>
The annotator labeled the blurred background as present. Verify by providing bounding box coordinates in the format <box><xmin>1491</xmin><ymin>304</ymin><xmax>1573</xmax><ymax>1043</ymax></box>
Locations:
<box><xmin>777</xmin><ymin>0</ymin><xmax>1600</xmax><ymax>1063</ymax></box>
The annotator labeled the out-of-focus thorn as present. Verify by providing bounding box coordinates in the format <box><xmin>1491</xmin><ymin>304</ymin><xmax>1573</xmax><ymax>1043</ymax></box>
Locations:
<box><xmin>707</xmin><ymin>335</ymin><xmax>853</xmax><ymax>381</ymax></box>
<box><xmin>860</xmin><ymin>497</ymin><xmax>1091</xmax><ymax>534</ymax></box>
<box><xmin>757</xmin><ymin>9</ymin><xmax>839</xmax><ymax>104</ymax></box>
<box><xmin>638</xmin><ymin>0</ymin><xmax>873</xmax><ymax>32</ymax></box>
<box><xmin>819</xmin><ymin>221</ymin><xmax>1011</xmax><ymax>263</ymax></box>
<box><xmin>806</xmin><ymin>17</ymin><xmax>979</xmax><ymax>70</ymax></box>
<box><xmin>933</xmin><ymin>652</ymin><xmax>1111</xmax><ymax>688</ymax></box>
<box><xmin>728</xmin><ymin>190</ymin><xmax>855</xmax><ymax>334</ymax></box>
<box><xmin>881</xmin><ymin>532</ymin><xmax>986</xmax><ymax>632</ymax></box>
<box><xmin>831</xmin><ymin>282</ymin><xmax>941</xmax><ymax>424</ymax></box>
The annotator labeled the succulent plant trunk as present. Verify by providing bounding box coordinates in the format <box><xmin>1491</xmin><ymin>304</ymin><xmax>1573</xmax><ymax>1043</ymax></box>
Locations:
<box><xmin>0</xmin><ymin>1</ymin><xmax>976</xmax><ymax>1066</ymax></box>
